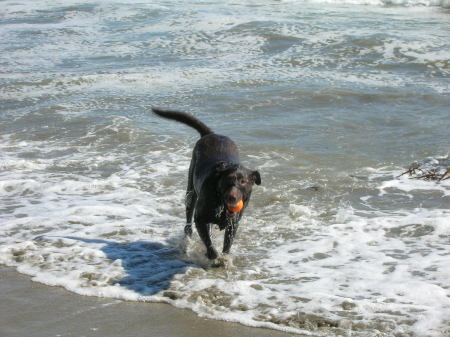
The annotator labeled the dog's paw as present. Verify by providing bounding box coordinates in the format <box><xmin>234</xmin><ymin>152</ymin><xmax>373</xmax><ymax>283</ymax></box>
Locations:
<box><xmin>211</xmin><ymin>254</ymin><xmax>233</xmax><ymax>268</ymax></box>
<box><xmin>184</xmin><ymin>224</ymin><xmax>193</xmax><ymax>237</ymax></box>
<box><xmin>206</xmin><ymin>247</ymin><xmax>219</xmax><ymax>260</ymax></box>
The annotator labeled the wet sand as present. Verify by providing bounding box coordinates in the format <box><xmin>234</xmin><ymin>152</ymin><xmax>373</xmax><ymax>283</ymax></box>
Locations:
<box><xmin>0</xmin><ymin>267</ymin><xmax>299</xmax><ymax>337</ymax></box>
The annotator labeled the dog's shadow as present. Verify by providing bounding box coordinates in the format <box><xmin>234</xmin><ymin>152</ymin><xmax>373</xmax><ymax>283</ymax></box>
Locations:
<box><xmin>62</xmin><ymin>236</ymin><xmax>190</xmax><ymax>296</ymax></box>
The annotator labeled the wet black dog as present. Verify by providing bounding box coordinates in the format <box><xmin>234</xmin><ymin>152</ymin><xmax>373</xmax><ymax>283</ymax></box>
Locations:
<box><xmin>152</xmin><ymin>108</ymin><xmax>261</xmax><ymax>260</ymax></box>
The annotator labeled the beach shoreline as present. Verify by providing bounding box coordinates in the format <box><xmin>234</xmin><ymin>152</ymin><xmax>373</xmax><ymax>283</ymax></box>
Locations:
<box><xmin>0</xmin><ymin>266</ymin><xmax>299</xmax><ymax>337</ymax></box>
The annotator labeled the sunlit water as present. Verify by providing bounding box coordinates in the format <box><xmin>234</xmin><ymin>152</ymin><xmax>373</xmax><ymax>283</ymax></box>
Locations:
<box><xmin>1</xmin><ymin>1</ymin><xmax>449</xmax><ymax>336</ymax></box>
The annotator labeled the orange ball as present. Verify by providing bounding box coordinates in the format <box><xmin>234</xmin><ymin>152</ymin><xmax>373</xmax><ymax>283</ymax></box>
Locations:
<box><xmin>228</xmin><ymin>199</ymin><xmax>244</xmax><ymax>213</ymax></box>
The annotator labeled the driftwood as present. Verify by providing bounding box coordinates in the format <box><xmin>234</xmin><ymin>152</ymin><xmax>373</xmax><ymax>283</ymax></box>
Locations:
<box><xmin>398</xmin><ymin>162</ymin><xmax>450</xmax><ymax>181</ymax></box>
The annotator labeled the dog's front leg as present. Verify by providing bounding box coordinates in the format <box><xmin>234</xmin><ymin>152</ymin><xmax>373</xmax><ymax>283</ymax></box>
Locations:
<box><xmin>223</xmin><ymin>221</ymin><xmax>239</xmax><ymax>255</ymax></box>
<box><xmin>184</xmin><ymin>190</ymin><xmax>197</xmax><ymax>236</ymax></box>
<box><xmin>195</xmin><ymin>222</ymin><xmax>218</xmax><ymax>259</ymax></box>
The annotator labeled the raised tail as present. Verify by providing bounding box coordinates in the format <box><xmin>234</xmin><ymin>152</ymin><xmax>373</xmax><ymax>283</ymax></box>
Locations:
<box><xmin>152</xmin><ymin>108</ymin><xmax>213</xmax><ymax>137</ymax></box>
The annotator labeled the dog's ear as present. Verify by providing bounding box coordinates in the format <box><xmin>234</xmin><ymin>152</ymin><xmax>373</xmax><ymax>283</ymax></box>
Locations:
<box><xmin>250</xmin><ymin>170</ymin><xmax>261</xmax><ymax>185</ymax></box>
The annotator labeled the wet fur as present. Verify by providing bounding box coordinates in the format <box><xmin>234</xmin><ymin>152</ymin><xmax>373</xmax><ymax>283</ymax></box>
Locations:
<box><xmin>152</xmin><ymin>108</ymin><xmax>261</xmax><ymax>260</ymax></box>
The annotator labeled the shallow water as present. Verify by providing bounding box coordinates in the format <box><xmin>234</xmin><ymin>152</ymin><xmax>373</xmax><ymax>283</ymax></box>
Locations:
<box><xmin>1</xmin><ymin>1</ymin><xmax>449</xmax><ymax>336</ymax></box>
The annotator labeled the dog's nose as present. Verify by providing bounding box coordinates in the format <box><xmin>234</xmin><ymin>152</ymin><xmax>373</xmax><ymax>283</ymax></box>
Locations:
<box><xmin>226</xmin><ymin>194</ymin><xmax>237</xmax><ymax>204</ymax></box>
<box><xmin>225</xmin><ymin>186</ymin><xmax>242</xmax><ymax>206</ymax></box>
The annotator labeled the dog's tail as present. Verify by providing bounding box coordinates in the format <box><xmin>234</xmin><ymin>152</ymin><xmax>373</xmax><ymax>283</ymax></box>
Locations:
<box><xmin>152</xmin><ymin>108</ymin><xmax>213</xmax><ymax>137</ymax></box>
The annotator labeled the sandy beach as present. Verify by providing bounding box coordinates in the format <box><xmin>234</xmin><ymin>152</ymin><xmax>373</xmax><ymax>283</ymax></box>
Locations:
<box><xmin>0</xmin><ymin>267</ymin><xmax>298</xmax><ymax>337</ymax></box>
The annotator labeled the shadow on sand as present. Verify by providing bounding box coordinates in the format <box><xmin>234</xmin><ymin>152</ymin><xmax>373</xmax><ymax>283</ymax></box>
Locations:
<box><xmin>60</xmin><ymin>236</ymin><xmax>190</xmax><ymax>296</ymax></box>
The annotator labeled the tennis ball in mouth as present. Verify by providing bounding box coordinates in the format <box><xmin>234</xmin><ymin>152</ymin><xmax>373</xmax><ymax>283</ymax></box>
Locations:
<box><xmin>228</xmin><ymin>199</ymin><xmax>244</xmax><ymax>213</ymax></box>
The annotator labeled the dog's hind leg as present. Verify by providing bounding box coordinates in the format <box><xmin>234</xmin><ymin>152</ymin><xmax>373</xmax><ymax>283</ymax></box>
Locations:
<box><xmin>184</xmin><ymin>158</ymin><xmax>196</xmax><ymax>237</ymax></box>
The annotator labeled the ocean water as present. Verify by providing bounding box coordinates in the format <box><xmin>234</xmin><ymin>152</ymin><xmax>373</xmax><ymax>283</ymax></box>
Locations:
<box><xmin>1</xmin><ymin>0</ymin><xmax>449</xmax><ymax>336</ymax></box>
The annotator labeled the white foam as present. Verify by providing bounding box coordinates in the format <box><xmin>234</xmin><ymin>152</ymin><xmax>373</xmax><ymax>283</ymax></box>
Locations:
<box><xmin>1</xmin><ymin>120</ymin><xmax>450</xmax><ymax>337</ymax></box>
<box><xmin>2</xmin><ymin>0</ymin><xmax>449</xmax><ymax>104</ymax></box>
<box><xmin>379</xmin><ymin>175</ymin><xmax>450</xmax><ymax>196</ymax></box>
<box><xmin>280</xmin><ymin>0</ymin><xmax>450</xmax><ymax>7</ymax></box>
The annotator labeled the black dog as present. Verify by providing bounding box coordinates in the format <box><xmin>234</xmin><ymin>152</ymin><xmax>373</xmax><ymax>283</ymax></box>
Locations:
<box><xmin>152</xmin><ymin>108</ymin><xmax>261</xmax><ymax>260</ymax></box>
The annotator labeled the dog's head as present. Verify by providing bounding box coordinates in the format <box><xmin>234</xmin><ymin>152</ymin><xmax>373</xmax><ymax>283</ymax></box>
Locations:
<box><xmin>215</xmin><ymin>162</ymin><xmax>261</xmax><ymax>214</ymax></box>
